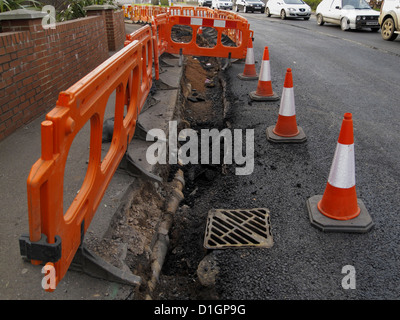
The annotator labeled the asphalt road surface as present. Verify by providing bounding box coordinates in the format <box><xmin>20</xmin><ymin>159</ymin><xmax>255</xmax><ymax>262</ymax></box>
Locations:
<box><xmin>196</xmin><ymin>13</ymin><xmax>400</xmax><ymax>299</ymax></box>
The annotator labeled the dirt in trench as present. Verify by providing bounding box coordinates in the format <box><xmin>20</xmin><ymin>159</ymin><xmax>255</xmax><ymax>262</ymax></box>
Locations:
<box><xmin>149</xmin><ymin>51</ymin><xmax>237</xmax><ymax>299</ymax></box>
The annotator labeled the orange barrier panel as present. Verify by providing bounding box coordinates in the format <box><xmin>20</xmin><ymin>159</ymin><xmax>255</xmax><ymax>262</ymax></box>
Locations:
<box><xmin>125</xmin><ymin>25</ymin><xmax>154</xmax><ymax>111</ymax></box>
<box><xmin>164</xmin><ymin>15</ymin><xmax>252</xmax><ymax>60</ymax></box>
<box><xmin>152</xmin><ymin>13</ymin><xmax>169</xmax><ymax>80</ymax></box>
<box><xmin>22</xmin><ymin>38</ymin><xmax>150</xmax><ymax>290</ymax></box>
<box><xmin>195</xmin><ymin>7</ymin><xmax>215</xmax><ymax>18</ymax></box>
<box><xmin>139</xmin><ymin>6</ymin><xmax>148</xmax><ymax>23</ymax></box>
<box><xmin>169</xmin><ymin>6</ymin><xmax>196</xmax><ymax>16</ymax></box>
<box><xmin>132</xmin><ymin>5</ymin><xmax>140</xmax><ymax>23</ymax></box>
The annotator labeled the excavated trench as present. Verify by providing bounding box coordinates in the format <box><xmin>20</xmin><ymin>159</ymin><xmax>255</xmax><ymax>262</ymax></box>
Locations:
<box><xmin>149</xmin><ymin>30</ymin><xmax>240</xmax><ymax>300</ymax></box>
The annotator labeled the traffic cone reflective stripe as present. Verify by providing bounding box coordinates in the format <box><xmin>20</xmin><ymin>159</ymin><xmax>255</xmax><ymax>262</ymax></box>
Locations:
<box><xmin>255</xmin><ymin>60</ymin><xmax>273</xmax><ymax>96</ymax></box>
<box><xmin>328</xmin><ymin>143</ymin><xmax>355</xmax><ymax>189</ymax></box>
<box><xmin>317</xmin><ymin>113</ymin><xmax>360</xmax><ymax>220</ymax></box>
<box><xmin>272</xmin><ymin>68</ymin><xmax>299</xmax><ymax>137</ymax></box>
<box><xmin>255</xmin><ymin>48</ymin><xmax>272</xmax><ymax>94</ymax></box>
<box><xmin>249</xmin><ymin>47</ymin><xmax>279</xmax><ymax>100</ymax></box>
<box><xmin>238</xmin><ymin>38</ymin><xmax>258</xmax><ymax>80</ymax></box>
<box><xmin>245</xmin><ymin>40</ymin><xmax>255</xmax><ymax>65</ymax></box>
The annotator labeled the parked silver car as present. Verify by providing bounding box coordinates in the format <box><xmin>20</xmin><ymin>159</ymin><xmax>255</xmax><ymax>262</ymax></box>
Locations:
<box><xmin>316</xmin><ymin>0</ymin><xmax>380</xmax><ymax>31</ymax></box>
<box><xmin>266</xmin><ymin>0</ymin><xmax>311</xmax><ymax>20</ymax></box>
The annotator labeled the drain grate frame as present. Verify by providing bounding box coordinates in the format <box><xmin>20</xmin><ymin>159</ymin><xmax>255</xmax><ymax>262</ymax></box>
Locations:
<box><xmin>204</xmin><ymin>208</ymin><xmax>273</xmax><ymax>249</ymax></box>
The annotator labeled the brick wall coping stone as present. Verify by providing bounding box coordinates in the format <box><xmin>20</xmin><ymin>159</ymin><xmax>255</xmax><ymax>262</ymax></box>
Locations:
<box><xmin>84</xmin><ymin>4</ymin><xmax>119</xmax><ymax>11</ymax></box>
<box><xmin>0</xmin><ymin>9</ymin><xmax>46</xmax><ymax>21</ymax></box>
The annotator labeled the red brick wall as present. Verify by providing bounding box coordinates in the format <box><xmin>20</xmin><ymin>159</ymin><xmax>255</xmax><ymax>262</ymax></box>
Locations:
<box><xmin>87</xmin><ymin>9</ymin><xmax>125</xmax><ymax>52</ymax></box>
<box><xmin>107</xmin><ymin>10</ymin><xmax>125</xmax><ymax>52</ymax></box>
<box><xmin>0</xmin><ymin>16</ymin><xmax>110</xmax><ymax>141</ymax></box>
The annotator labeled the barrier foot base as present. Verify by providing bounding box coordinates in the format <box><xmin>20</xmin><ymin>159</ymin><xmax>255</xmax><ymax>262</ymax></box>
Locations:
<box><xmin>133</xmin><ymin>121</ymin><xmax>165</xmax><ymax>143</ymax></box>
<box><xmin>161</xmin><ymin>52</ymin><xmax>179</xmax><ymax>60</ymax></box>
<box><xmin>155</xmin><ymin>79</ymin><xmax>178</xmax><ymax>91</ymax></box>
<box><xmin>266</xmin><ymin>126</ymin><xmax>307</xmax><ymax>143</ymax></box>
<box><xmin>141</xmin><ymin>96</ymin><xmax>160</xmax><ymax>114</ymax></box>
<box><xmin>160</xmin><ymin>58</ymin><xmax>174</xmax><ymax>68</ymax></box>
<box><xmin>306</xmin><ymin>195</ymin><xmax>374</xmax><ymax>233</ymax></box>
<box><xmin>119</xmin><ymin>152</ymin><xmax>163</xmax><ymax>183</ymax></box>
<box><xmin>70</xmin><ymin>245</ymin><xmax>142</xmax><ymax>287</ymax></box>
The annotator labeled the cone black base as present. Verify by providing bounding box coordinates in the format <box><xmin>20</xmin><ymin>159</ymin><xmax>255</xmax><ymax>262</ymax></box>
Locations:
<box><xmin>306</xmin><ymin>195</ymin><xmax>374</xmax><ymax>233</ymax></box>
<box><xmin>266</xmin><ymin>126</ymin><xmax>307</xmax><ymax>143</ymax></box>
<box><xmin>249</xmin><ymin>91</ymin><xmax>280</xmax><ymax>101</ymax></box>
<box><xmin>237</xmin><ymin>73</ymin><xmax>259</xmax><ymax>80</ymax></box>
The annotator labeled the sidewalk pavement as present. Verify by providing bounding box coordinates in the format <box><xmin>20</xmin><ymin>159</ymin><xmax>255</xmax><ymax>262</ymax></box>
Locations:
<box><xmin>0</xmin><ymin>22</ymin><xmax>182</xmax><ymax>300</ymax></box>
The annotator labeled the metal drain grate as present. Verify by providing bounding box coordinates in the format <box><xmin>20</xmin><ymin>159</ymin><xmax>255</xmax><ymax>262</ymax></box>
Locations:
<box><xmin>204</xmin><ymin>208</ymin><xmax>273</xmax><ymax>249</ymax></box>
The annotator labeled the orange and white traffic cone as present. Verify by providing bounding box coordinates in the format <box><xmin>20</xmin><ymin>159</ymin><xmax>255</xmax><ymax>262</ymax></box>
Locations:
<box><xmin>306</xmin><ymin>113</ymin><xmax>373</xmax><ymax>233</ymax></box>
<box><xmin>237</xmin><ymin>38</ymin><xmax>258</xmax><ymax>80</ymax></box>
<box><xmin>249</xmin><ymin>46</ymin><xmax>279</xmax><ymax>101</ymax></box>
<box><xmin>266</xmin><ymin>68</ymin><xmax>306</xmax><ymax>143</ymax></box>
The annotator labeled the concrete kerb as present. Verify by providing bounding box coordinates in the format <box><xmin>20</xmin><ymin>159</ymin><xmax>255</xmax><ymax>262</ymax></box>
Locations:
<box><xmin>82</xmin><ymin>47</ymin><xmax>185</xmax><ymax>295</ymax></box>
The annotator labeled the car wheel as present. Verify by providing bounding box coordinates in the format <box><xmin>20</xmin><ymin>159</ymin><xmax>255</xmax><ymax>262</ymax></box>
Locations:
<box><xmin>261</xmin><ymin>8</ymin><xmax>265</xmax><ymax>14</ymax></box>
<box><xmin>266</xmin><ymin>7</ymin><xmax>271</xmax><ymax>17</ymax></box>
<box><xmin>280</xmin><ymin>9</ymin><xmax>286</xmax><ymax>20</ymax></box>
<box><xmin>381</xmin><ymin>17</ymin><xmax>398</xmax><ymax>41</ymax></box>
<box><xmin>370</xmin><ymin>27</ymin><xmax>379</xmax><ymax>32</ymax></box>
<box><xmin>317</xmin><ymin>14</ymin><xmax>324</xmax><ymax>25</ymax></box>
<box><xmin>340</xmin><ymin>17</ymin><xmax>349</xmax><ymax>31</ymax></box>
<box><xmin>304</xmin><ymin>17</ymin><xmax>310</xmax><ymax>21</ymax></box>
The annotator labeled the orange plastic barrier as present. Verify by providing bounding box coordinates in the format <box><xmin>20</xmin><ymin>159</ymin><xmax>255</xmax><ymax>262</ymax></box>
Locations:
<box><xmin>138</xmin><ymin>6</ymin><xmax>148</xmax><ymax>23</ymax></box>
<box><xmin>194</xmin><ymin>7</ymin><xmax>215</xmax><ymax>18</ymax></box>
<box><xmin>169</xmin><ymin>6</ymin><xmax>196</xmax><ymax>16</ymax></box>
<box><xmin>122</xmin><ymin>5</ymin><xmax>128</xmax><ymax>18</ymax></box>
<box><xmin>132</xmin><ymin>5</ymin><xmax>140</xmax><ymax>23</ymax></box>
<box><xmin>152</xmin><ymin>13</ymin><xmax>169</xmax><ymax>80</ymax></box>
<box><xmin>22</xmin><ymin>37</ymin><xmax>150</xmax><ymax>290</ymax></box>
<box><xmin>125</xmin><ymin>25</ymin><xmax>154</xmax><ymax>111</ymax></box>
<box><xmin>164</xmin><ymin>15</ymin><xmax>252</xmax><ymax>59</ymax></box>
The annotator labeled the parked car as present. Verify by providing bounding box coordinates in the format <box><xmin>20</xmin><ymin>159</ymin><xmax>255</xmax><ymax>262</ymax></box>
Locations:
<box><xmin>235</xmin><ymin>0</ymin><xmax>266</xmax><ymax>13</ymax></box>
<box><xmin>212</xmin><ymin>0</ymin><xmax>234</xmax><ymax>10</ymax></box>
<box><xmin>316</xmin><ymin>0</ymin><xmax>380</xmax><ymax>31</ymax></box>
<box><xmin>199</xmin><ymin>0</ymin><xmax>213</xmax><ymax>7</ymax></box>
<box><xmin>379</xmin><ymin>0</ymin><xmax>400</xmax><ymax>40</ymax></box>
<box><xmin>266</xmin><ymin>0</ymin><xmax>311</xmax><ymax>20</ymax></box>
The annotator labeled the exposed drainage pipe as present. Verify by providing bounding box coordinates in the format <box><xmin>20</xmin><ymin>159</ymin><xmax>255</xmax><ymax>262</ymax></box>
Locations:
<box><xmin>146</xmin><ymin>169</ymin><xmax>185</xmax><ymax>298</ymax></box>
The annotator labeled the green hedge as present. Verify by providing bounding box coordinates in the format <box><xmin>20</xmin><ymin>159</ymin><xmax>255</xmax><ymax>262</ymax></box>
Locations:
<box><xmin>304</xmin><ymin>0</ymin><xmax>322</xmax><ymax>11</ymax></box>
